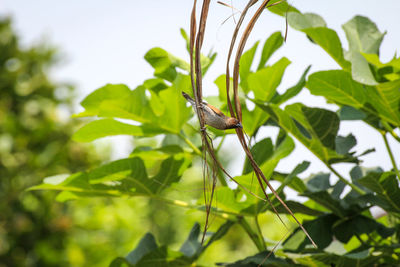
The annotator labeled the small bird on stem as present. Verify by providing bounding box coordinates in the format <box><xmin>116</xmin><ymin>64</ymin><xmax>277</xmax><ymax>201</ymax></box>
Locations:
<box><xmin>182</xmin><ymin>92</ymin><xmax>242</xmax><ymax>130</ymax></box>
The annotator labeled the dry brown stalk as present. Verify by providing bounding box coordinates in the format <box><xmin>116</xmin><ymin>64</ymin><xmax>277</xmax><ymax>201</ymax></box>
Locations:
<box><xmin>189</xmin><ymin>0</ymin><xmax>316</xmax><ymax>250</ymax></box>
<box><xmin>226</xmin><ymin>0</ymin><xmax>317</xmax><ymax>248</ymax></box>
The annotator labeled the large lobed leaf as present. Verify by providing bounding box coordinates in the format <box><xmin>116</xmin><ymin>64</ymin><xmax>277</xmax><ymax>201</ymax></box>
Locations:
<box><xmin>307</xmin><ymin>70</ymin><xmax>400</xmax><ymax>127</ymax></box>
<box><xmin>258</xmin><ymin>102</ymin><xmax>357</xmax><ymax>164</ymax></box>
<box><xmin>358</xmin><ymin>171</ymin><xmax>400</xmax><ymax>213</ymax></box>
<box><xmin>74</xmin><ymin>76</ymin><xmax>191</xmax><ymax>138</ymax></box>
<box><xmin>29</xmin><ymin>155</ymin><xmax>191</xmax><ymax>199</ymax></box>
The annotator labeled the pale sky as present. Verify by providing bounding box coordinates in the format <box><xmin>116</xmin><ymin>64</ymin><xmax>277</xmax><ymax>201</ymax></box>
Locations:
<box><xmin>1</xmin><ymin>1</ymin><xmax>399</xmax><ymax>189</ymax></box>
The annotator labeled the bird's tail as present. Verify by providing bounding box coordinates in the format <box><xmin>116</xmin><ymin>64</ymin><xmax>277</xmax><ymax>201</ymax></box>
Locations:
<box><xmin>182</xmin><ymin>92</ymin><xmax>195</xmax><ymax>105</ymax></box>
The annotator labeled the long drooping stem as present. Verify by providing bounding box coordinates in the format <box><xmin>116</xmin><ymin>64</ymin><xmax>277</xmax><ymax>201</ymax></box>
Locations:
<box><xmin>382</xmin><ymin>132</ymin><xmax>400</xmax><ymax>180</ymax></box>
<box><xmin>178</xmin><ymin>132</ymin><xmax>228</xmax><ymax>186</ymax></box>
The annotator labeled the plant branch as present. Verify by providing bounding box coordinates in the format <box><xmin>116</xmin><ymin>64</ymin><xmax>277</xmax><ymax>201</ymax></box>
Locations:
<box><xmin>381</xmin><ymin>121</ymin><xmax>400</xmax><ymax>143</ymax></box>
<box><xmin>153</xmin><ymin>195</ymin><xmax>236</xmax><ymax>218</ymax></box>
<box><xmin>237</xmin><ymin>216</ymin><xmax>265</xmax><ymax>252</ymax></box>
<box><xmin>325</xmin><ymin>164</ymin><xmax>365</xmax><ymax>195</ymax></box>
<box><xmin>216</xmin><ymin>135</ymin><xmax>226</xmax><ymax>153</ymax></box>
<box><xmin>179</xmin><ymin>132</ymin><xmax>203</xmax><ymax>156</ymax></box>
<box><xmin>179</xmin><ymin>132</ymin><xmax>228</xmax><ymax>186</ymax></box>
<box><xmin>382</xmin><ymin>132</ymin><xmax>400</xmax><ymax>179</ymax></box>
<box><xmin>254</xmin><ymin>215</ymin><xmax>266</xmax><ymax>250</ymax></box>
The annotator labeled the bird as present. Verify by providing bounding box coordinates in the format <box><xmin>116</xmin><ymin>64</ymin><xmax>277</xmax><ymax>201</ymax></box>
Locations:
<box><xmin>182</xmin><ymin>92</ymin><xmax>242</xmax><ymax>130</ymax></box>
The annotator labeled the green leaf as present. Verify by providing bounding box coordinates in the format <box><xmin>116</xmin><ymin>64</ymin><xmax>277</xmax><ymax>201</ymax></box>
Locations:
<box><xmin>143</xmin><ymin>78</ymin><xmax>168</xmax><ymax>93</ymax></box>
<box><xmin>347</xmin><ymin>51</ymin><xmax>378</xmax><ymax>85</ymax></box>
<box><xmin>282</xmin><ymin>11</ymin><xmax>350</xmax><ymax>70</ymax></box>
<box><xmin>179</xmin><ymin>223</ymin><xmax>201</xmax><ymax>258</ymax></box>
<box><xmin>303</xmin><ymin>27</ymin><xmax>350</xmax><ymax>69</ymax></box>
<box><xmin>73</xmin><ymin>119</ymin><xmax>163</xmax><ymax>142</ymax></box>
<box><xmin>130</xmin><ymin>145</ymin><xmax>186</xmax><ymax>169</ymax></box>
<box><xmin>306</xmin><ymin>173</ymin><xmax>331</xmax><ymax>192</ymax></box>
<box><xmin>144</xmin><ymin>47</ymin><xmax>189</xmax><ymax>81</ymax></box>
<box><xmin>287</xmin><ymin>12</ymin><xmax>326</xmax><ymax>30</ymax></box>
<box><xmin>126</xmin><ymin>233</ymin><xmax>158</xmax><ymax>265</ymax></box>
<box><xmin>88</xmin><ymin>157</ymin><xmax>148</xmax><ymax>185</ymax></box>
<box><xmin>203</xmin><ymin>220</ymin><xmax>235</xmax><ymax>250</ymax></box>
<box><xmin>77</xmin><ymin>84</ymin><xmax>157</xmax><ymax>124</ymax></box>
<box><xmin>242</xmin><ymin>105</ymin><xmax>270</xmax><ymax>136</ymax></box>
<box><xmin>180</xmin><ymin>28</ymin><xmax>190</xmax><ymax>52</ymax></box>
<box><xmin>109</xmin><ymin>257</ymin><xmax>132</xmax><ymax>267</ymax></box>
<box><xmin>302</xmin><ymin>191</ymin><xmax>346</xmax><ymax>217</ymax></box>
<box><xmin>301</xmin><ymin>250</ymin><xmax>379</xmax><ymax>267</ymax></box>
<box><xmin>134</xmin><ymin>246</ymin><xmax>185</xmax><ymax>266</ymax></box>
<box><xmin>333</xmin><ymin>215</ymin><xmax>394</xmax><ymax>243</ymax></box>
<box><xmin>234</xmin><ymin>134</ymin><xmax>295</xmax><ymax>210</ymax></box>
<box><xmin>214</xmin><ymin>74</ymin><xmax>232</xmax><ymax>102</ymax></box>
<box><xmin>201</xmin><ymin>51</ymin><xmax>217</xmax><ymax>75</ymax></box>
<box><xmin>274</xmin><ymin>200</ymin><xmax>324</xmax><ymax>216</ymax></box>
<box><xmin>271</xmin><ymin>65</ymin><xmax>311</xmax><ymax>105</ymax></box>
<box><xmin>284</xmin><ymin>214</ymin><xmax>338</xmax><ymax>251</ymax></box>
<box><xmin>366</xmin><ymin>79</ymin><xmax>400</xmax><ymax>127</ymax></box>
<box><xmin>214</xmin><ymin>187</ymin><xmax>249</xmax><ymax>214</ymax></box>
<box><xmin>216</xmin><ymin>250</ymin><xmax>295</xmax><ymax>267</ymax></box>
<box><xmin>307</xmin><ymin>70</ymin><xmax>367</xmax><ymax>108</ymax></box>
<box><xmin>267</xmin><ymin>1</ymin><xmax>300</xmax><ymax>17</ymax></box>
<box><xmin>248</xmin><ymin>57</ymin><xmax>291</xmax><ymax>102</ymax></box>
<box><xmin>30</xmin><ymin>156</ymin><xmax>188</xmax><ymax>197</ymax></box>
<box><xmin>358</xmin><ymin>171</ymin><xmax>400</xmax><ymax>213</ymax></box>
<box><xmin>335</xmin><ymin>134</ymin><xmax>357</xmax><ymax>155</ymax></box>
<box><xmin>258</xmin><ymin>103</ymin><xmax>351</xmax><ymax>164</ymax></box>
<box><xmin>260</xmin><ymin>133</ymin><xmax>295</xmax><ymax>178</ymax></box>
<box><xmin>274</xmin><ymin>161</ymin><xmax>310</xmax><ymax>195</ymax></box>
<box><xmin>239</xmin><ymin>41</ymin><xmax>259</xmax><ymax>91</ymax></box>
<box><xmin>272</xmin><ymin>163</ymin><xmax>308</xmax><ymax>194</ymax></box>
<box><xmin>80</xmin><ymin>84</ymin><xmax>132</xmax><ymax>112</ymax></box>
<box><xmin>79</xmin><ymin>78</ymin><xmax>192</xmax><ymax>134</ymax></box>
<box><xmin>363</xmin><ymin>53</ymin><xmax>400</xmax><ymax>81</ymax></box>
<box><xmin>149</xmin><ymin>156</ymin><xmax>189</xmax><ymax>195</ymax></box>
<box><xmin>302</xmin><ymin>106</ymin><xmax>339</xmax><ymax>150</ymax></box>
<box><xmin>338</xmin><ymin>106</ymin><xmax>367</xmax><ymax>120</ymax></box>
<box><xmin>180</xmin><ymin>221</ymin><xmax>235</xmax><ymax>260</ymax></box>
<box><xmin>342</xmin><ymin>16</ymin><xmax>385</xmax><ymax>85</ymax></box>
<box><xmin>342</xmin><ymin>16</ymin><xmax>385</xmax><ymax>55</ymax></box>
<box><xmin>308</xmin><ymin>71</ymin><xmax>400</xmax><ymax>126</ymax></box>
<box><xmin>243</xmin><ymin>138</ymin><xmax>274</xmax><ymax>174</ymax></box>
<box><xmin>350</xmin><ymin>166</ymin><xmax>382</xmax><ymax>191</ymax></box>
<box><xmin>257</xmin><ymin>31</ymin><xmax>284</xmax><ymax>70</ymax></box>
<box><xmin>331</xmin><ymin>180</ymin><xmax>346</xmax><ymax>200</ymax></box>
<box><xmin>156</xmin><ymin>74</ymin><xmax>192</xmax><ymax>133</ymax></box>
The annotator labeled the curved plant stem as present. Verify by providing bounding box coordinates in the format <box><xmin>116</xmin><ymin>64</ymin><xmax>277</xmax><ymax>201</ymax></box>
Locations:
<box><xmin>325</xmin><ymin>164</ymin><xmax>365</xmax><ymax>194</ymax></box>
<box><xmin>237</xmin><ymin>216</ymin><xmax>265</xmax><ymax>252</ymax></box>
<box><xmin>216</xmin><ymin>135</ymin><xmax>226</xmax><ymax>153</ymax></box>
<box><xmin>381</xmin><ymin>121</ymin><xmax>400</xmax><ymax>143</ymax></box>
<box><xmin>382</xmin><ymin>132</ymin><xmax>400</xmax><ymax>179</ymax></box>
<box><xmin>178</xmin><ymin>132</ymin><xmax>228</xmax><ymax>186</ymax></box>
<box><xmin>154</xmin><ymin>196</ymin><xmax>268</xmax><ymax>250</ymax></box>
<box><xmin>153</xmin><ymin>195</ymin><xmax>235</xmax><ymax>217</ymax></box>
<box><xmin>179</xmin><ymin>132</ymin><xmax>202</xmax><ymax>156</ymax></box>
<box><xmin>254</xmin><ymin>215</ymin><xmax>266</xmax><ymax>250</ymax></box>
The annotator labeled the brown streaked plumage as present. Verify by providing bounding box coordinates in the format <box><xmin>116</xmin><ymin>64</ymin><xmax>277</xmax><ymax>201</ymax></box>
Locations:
<box><xmin>182</xmin><ymin>92</ymin><xmax>242</xmax><ymax>130</ymax></box>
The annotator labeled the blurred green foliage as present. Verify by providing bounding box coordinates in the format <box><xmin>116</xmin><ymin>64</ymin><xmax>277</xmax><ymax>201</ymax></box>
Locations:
<box><xmin>0</xmin><ymin>17</ymin><xmax>107</xmax><ymax>266</ymax></box>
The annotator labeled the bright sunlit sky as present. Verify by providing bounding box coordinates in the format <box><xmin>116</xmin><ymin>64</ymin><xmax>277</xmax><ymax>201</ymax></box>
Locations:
<box><xmin>2</xmin><ymin>1</ymin><xmax>399</xmax><ymax>187</ymax></box>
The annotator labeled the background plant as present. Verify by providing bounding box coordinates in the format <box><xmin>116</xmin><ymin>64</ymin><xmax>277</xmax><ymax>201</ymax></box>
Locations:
<box><xmin>0</xmin><ymin>17</ymin><xmax>111</xmax><ymax>266</ymax></box>
<box><xmin>31</xmin><ymin>3</ymin><xmax>400</xmax><ymax>267</ymax></box>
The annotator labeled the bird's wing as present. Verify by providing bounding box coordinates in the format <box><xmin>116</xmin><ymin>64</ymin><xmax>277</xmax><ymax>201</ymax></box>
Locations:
<box><xmin>206</xmin><ymin>103</ymin><xmax>225</xmax><ymax>117</ymax></box>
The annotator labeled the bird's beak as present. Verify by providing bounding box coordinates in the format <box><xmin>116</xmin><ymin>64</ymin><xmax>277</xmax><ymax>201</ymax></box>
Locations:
<box><xmin>236</xmin><ymin>122</ymin><xmax>243</xmax><ymax>128</ymax></box>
